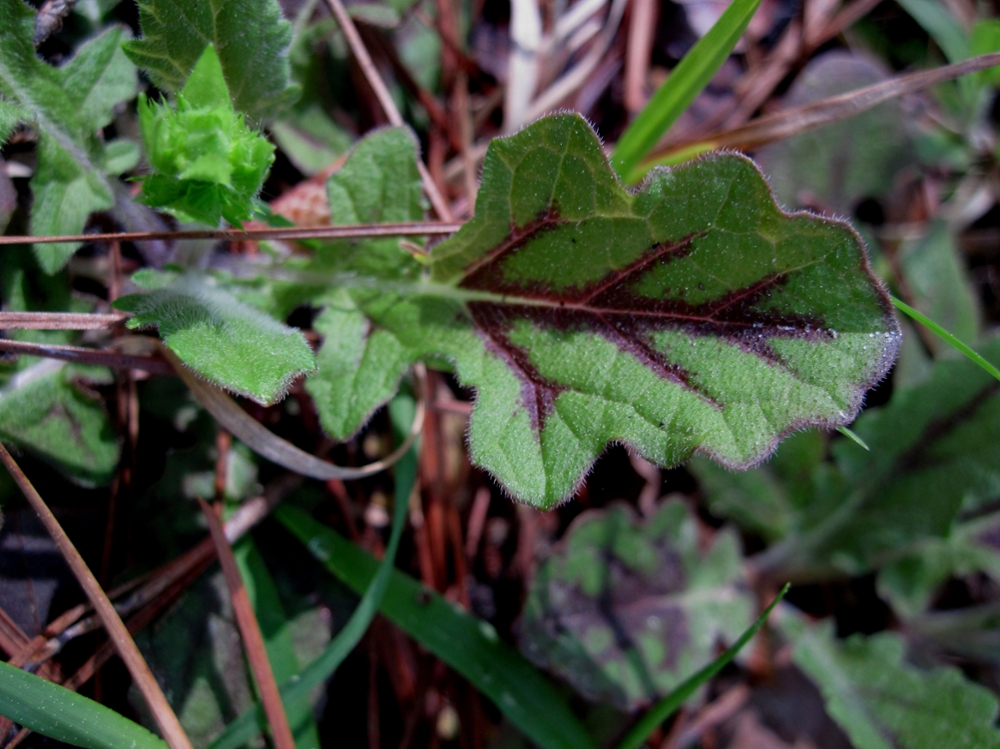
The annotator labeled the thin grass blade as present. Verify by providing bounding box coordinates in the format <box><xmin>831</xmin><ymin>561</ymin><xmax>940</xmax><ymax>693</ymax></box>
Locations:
<box><xmin>615</xmin><ymin>584</ymin><xmax>790</xmax><ymax>749</ymax></box>
<box><xmin>0</xmin><ymin>660</ymin><xmax>168</xmax><ymax>749</ymax></box>
<box><xmin>610</xmin><ymin>0</ymin><xmax>762</xmax><ymax>182</ymax></box>
<box><xmin>837</xmin><ymin>426</ymin><xmax>870</xmax><ymax>451</ymax></box>
<box><xmin>276</xmin><ymin>504</ymin><xmax>598</xmax><ymax>749</ymax></box>
<box><xmin>207</xmin><ymin>399</ymin><xmax>417</xmax><ymax>749</ymax></box>
<box><xmin>892</xmin><ymin>296</ymin><xmax>1000</xmax><ymax>383</ymax></box>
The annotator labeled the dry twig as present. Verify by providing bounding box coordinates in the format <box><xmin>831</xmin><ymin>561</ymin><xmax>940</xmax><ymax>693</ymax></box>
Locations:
<box><xmin>0</xmin><ymin>441</ymin><xmax>194</xmax><ymax>749</ymax></box>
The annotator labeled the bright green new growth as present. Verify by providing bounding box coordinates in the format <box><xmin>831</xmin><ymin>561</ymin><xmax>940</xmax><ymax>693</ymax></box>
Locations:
<box><xmin>137</xmin><ymin>46</ymin><xmax>276</xmax><ymax>226</ymax></box>
<box><xmin>115</xmin><ymin>271</ymin><xmax>315</xmax><ymax>406</ymax></box>
<box><xmin>519</xmin><ymin>501</ymin><xmax>752</xmax><ymax>711</ymax></box>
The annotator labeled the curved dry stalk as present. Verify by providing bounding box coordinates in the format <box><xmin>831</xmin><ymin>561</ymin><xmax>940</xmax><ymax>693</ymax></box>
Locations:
<box><xmin>162</xmin><ymin>344</ymin><xmax>426</xmax><ymax>481</ymax></box>
<box><xmin>645</xmin><ymin>51</ymin><xmax>1000</xmax><ymax>165</ymax></box>
<box><xmin>0</xmin><ymin>220</ymin><xmax>464</xmax><ymax>246</ymax></box>
<box><xmin>0</xmin><ymin>441</ymin><xmax>195</xmax><ymax>749</ymax></box>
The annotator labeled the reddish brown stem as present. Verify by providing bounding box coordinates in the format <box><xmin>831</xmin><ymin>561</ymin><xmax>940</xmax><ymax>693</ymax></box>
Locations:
<box><xmin>197</xmin><ymin>498</ymin><xmax>296</xmax><ymax>749</ymax></box>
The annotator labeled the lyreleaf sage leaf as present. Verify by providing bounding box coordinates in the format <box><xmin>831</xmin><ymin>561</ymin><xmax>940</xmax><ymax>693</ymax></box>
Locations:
<box><xmin>784</xmin><ymin>618</ymin><xmax>1000</xmax><ymax>749</ymax></box>
<box><xmin>137</xmin><ymin>45</ymin><xmax>275</xmax><ymax>227</ymax></box>
<box><xmin>519</xmin><ymin>500</ymin><xmax>752</xmax><ymax>710</ymax></box>
<box><xmin>0</xmin><ymin>0</ymin><xmax>137</xmax><ymax>272</ymax></box>
<box><xmin>317</xmin><ymin>113</ymin><xmax>899</xmax><ymax>508</ymax></box>
<box><xmin>114</xmin><ymin>271</ymin><xmax>315</xmax><ymax>406</ymax></box>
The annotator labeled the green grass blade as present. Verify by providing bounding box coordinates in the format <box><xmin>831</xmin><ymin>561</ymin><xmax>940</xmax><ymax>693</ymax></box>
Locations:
<box><xmin>892</xmin><ymin>296</ymin><xmax>1000</xmax><ymax>383</ymax></box>
<box><xmin>610</xmin><ymin>0</ymin><xmax>762</xmax><ymax>183</ymax></box>
<box><xmin>208</xmin><ymin>438</ymin><xmax>416</xmax><ymax>749</ymax></box>
<box><xmin>277</xmin><ymin>508</ymin><xmax>598</xmax><ymax>749</ymax></box>
<box><xmin>836</xmin><ymin>426</ymin><xmax>870</xmax><ymax>451</ymax></box>
<box><xmin>615</xmin><ymin>584</ymin><xmax>790</xmax><ymax>749</ymax></box>
<box><xmin>0</xmin><ymin>660</ymin><xmax>168</xmax><ymax>749</ymax></box>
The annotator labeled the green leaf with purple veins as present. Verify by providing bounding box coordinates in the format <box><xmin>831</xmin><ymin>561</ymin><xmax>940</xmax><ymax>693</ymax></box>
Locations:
<box><xmin>518</xmin><ymin>500</ymin><xmax>753</xmax><ymax>711</ymax></box>
<box><xmin>322</xmin><ymin>113</ymin><xmax>898</xmax><ymax>508</ymax></box>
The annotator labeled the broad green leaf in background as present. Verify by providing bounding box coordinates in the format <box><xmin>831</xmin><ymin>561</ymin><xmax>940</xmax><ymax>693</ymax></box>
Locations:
<box><xmin>134</xmin><ymin>572</ymin><xmax>257</xmax><ymax>747</ymax></box>
<box><xmin>278</xmin><ymin>503</ymin><xmax>599</xmax><ymax>749</ymax></box>
<box><xmin>690</xmin><ymin>428</ymin><xmax>827</xmax><ymax>543</ymax></box>
<box><xmin>0</xmin><ymin>0</ymin><xmax>137</xmax><ymax>272</ymax></box>
<box><xmin>897</xmin><ymin>220</ymin><xmax>980</xmax><ymax>353</ymax></box>
<box><xmin>269</xmin><ymin>17</ymin><xmax>353</xmax><ymax>176</ymax></box>
<box><xmin>785</xmin><ymin>619</ymin><xmax>1000</xmax><ymax>749</ymax></box>
<box><xmin>753</xmin><ymin>337</ymin><xmax>1000</xmax><ymax>581</ymax></box>
<box><xmin>895</xmin><ymin>0</ymin><xmax>969</xmax><ymax>63</ymax></box>
<box><xmin>124</xmin><ymin>0</ymin><xmax>299</xmax><ymax>122</ymax></box>
<box><xmin>315</xmin><ymin>113</ymin><xmax>898</xmax><ymax>507</ymax></box>
<box><xmin>305</xmin><ymin>126</ymin><xmax>424</xmax><ymax>437</ymax></box>
<box><xmin>616</xmin><ymin>584</ymin><xmax>789</xmax><ymax>749</ymax></box>
<box><xmin>0</xmin><ymin>361</ymin><xmax>119</xmax><ymax>485</ymax></box>
<box><xmin>136</xmin><ymin>45</ymin><xmax>276</xmax><ymax>226</ymax></box>
<box><xmin>114</xmin><ymin>271</ymin><xmax>316</xmax><ymax>405</ymax></box>
<box><xmin>0</xmin><ymin>660</ymin><xmax>168</xmax><ymax>749</ymax></box>
<box><xmin>755</xmin><ymin>51</ymin><xmax>914</xmax><ymax>215</ymax></box>
<box><xmin>611</xmin><ymin>0</ymin><xmax>762</xmax><ymax>182</ymax></box>
<box><xmin>519</xmin><ymin>501</ymin><xmax>753</xmax><ymax>711</ymax></box>
<box><xmin>877</xmin><ymin>509</ymin><xmax>1000</xmax><ymax>618</ymax></box>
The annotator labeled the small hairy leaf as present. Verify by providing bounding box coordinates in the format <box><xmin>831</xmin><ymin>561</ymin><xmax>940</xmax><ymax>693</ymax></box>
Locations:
<box><xmin>786</xmin><ymin>620</ymin><xmax>1000</xmax><ymax>749</ymax></box>
<box><xmin>321</xmin><ymin>113</ymin><xmax>898</xmax><ymax>507</ymax></box>
<box><xmin>0</xmin><ymin>361</ymin><xmax>119</xmax><ymax>486</ymax></box>
<box><xmin>0</xmin><ymin>660</ymin><xmax>168</xmax><ymax>749</ymax></box>
<box><xmin>306</xmin><ymin>127</ymin><xmax>424</xmax><ymax>438</ymax></box>
<box><xmin>137</xmin><ymin>46</ymin><xmax>276</xmax><ymax>226</ymax></box>
<box><xmin>519</xmin><ymin>501</ymin><xmax>752</xmax><ymax>711</ymax></box>
<box><xmin>114</xmin><ymin>272</ymin><xmax>315</xmax><ymax>405</ymax></box>
<box><xmin>124</xmin><ymin>0</ymin><xmax>298</xmax><ymax>122</ymax></box>
<box><xmin>0</xmin><ymin>1</ymin><xmax>137</xmax><ymax>272</ymax></box>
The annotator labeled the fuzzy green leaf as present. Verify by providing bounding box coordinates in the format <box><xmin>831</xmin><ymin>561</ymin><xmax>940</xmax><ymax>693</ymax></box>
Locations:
<box><xmin>786</xmin><ymin>621</ymin><xmax>1000</xmax><ymax>749</ymax></box>
<box><xmin>319</xmin><ymin>113</ymin><xmax>898</xmax><ymax>508</ymax></box>
<box><xmin>114</xmin><ymin>272</ymin><xmax>315</xmax><ymax>405</ymax></box>
<box><xmin>519</xmin><ymin>501</ymin><xmax>753</xmax><ymax>711</ymax></box>
<box><xmin>0</xmin><ymin>2</ymin><xmax>137</xmax><ymax>272</ymax></box>
<box><xmin>124</xmin><ymin>0</ymin><xmax>298</xmax><ymax>122</ymax></box>
<box><xmin>306</xmin><ymin>127</ymin><xmax>424</xmax><ymax>437</ymax></box>
<box><xmin>0</xmin><ymin>96</ymin><xmax>27</xmax><ymax>144</ymax></box>
<box><xmin>136</xmin><ymin>46</ymin><xmax>276</xmax><ymax>226</ymax></box>
<box><xmin>0</xmin><ymin>361</ymin><xmax>119</xmax><ymax>485</ymax></box>
<box><xmin>748</xmin><ymin>337</ymin><xmax>1000</xmax><ymax>581</ymax></box>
